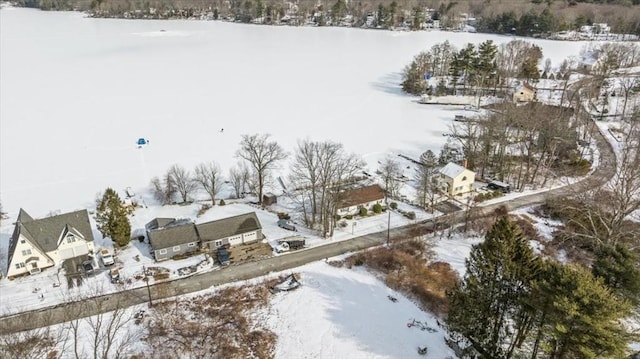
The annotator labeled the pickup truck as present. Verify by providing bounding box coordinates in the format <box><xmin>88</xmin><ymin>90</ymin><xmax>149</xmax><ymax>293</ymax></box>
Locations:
<box><xmin>100</xmin><ymin>248</ymin><xmax>115</xmax><ymax>266</ymax></box>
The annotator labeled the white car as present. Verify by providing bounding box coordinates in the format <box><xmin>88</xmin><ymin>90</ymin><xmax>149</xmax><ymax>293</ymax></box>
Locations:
<box><xmin>100</xmin><ymin>248</ymin><xmax>115</xmax><ymax>266</ymax></box>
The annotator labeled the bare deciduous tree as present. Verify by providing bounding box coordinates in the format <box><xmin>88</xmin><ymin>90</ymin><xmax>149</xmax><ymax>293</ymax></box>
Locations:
<box><xmin>194</xmin><ymin>161</ymin><xmax>224</xmax><ymax>205</ymax></box>
<box><xmin>236</xmin><ymin>133</ymin><xmax>287</xmax><ymax>205</ymax></box>
<box><xmin>228</xmin><ymin>162</ymin><xmax>251</xmax><ymax>199</ymax></box>
<box><xmin>558</xmin><ymin>114</ymin><xmax>640</xmax><ymax>247</ymax></box>
<box><xmin>289</xmin><ymin>140</ymin><xmax>364</xmax><ymax>236</ymax></box>
<box><xmin>378</xmin><ymin>158</ymin><xmax>402</xmax><ymax>199</ymax></box>
<box><xmin>168</xmin><ymin>164</ymin><xmax>196</xmax><ymax>203</ymax></box>
<box><xmin>150</xmin><ymin>173</ymin><xmax>176</xmax><ymax>205</ymax></box>
<box><xmin>0</xmin><ymin>311</ymin><xmax>66</xmax><ymax>359</ymax></box>
<box><xmin>289</xmin><ymin>139</ymin><xmax>320</xmax><ymax>227</ymax></box>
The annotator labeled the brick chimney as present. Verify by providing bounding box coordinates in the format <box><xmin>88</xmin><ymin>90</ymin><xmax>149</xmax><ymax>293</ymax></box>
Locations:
<box><xmin>462</xmin><ymin>159</ymin><xmax>468</xmax><ymax>168</ymax></box>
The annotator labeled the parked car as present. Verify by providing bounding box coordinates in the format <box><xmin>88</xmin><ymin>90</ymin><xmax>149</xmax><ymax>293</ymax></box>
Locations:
<box><xmin>109</xmin><ymin>268</ymin><xmax>122</xmax><ymax>284</ymax></box>
<box><xmin>100</xmin><ymin>248</ymin><xmax>115</xmax><ymax>266</ymax></box>
<box><xmin>277</xmin><ymin>219</ymin><xmax>297</xmax><ymax>231</ymax></box>
<box><xmin>80</xmin><ymin>259</ymin><xmax>95</xmax><ymax>276</ymax></box>
<box><xmin>217</xmin><ymin>247</ymin><xmax>230</xmax><ymax>266</ymax></box>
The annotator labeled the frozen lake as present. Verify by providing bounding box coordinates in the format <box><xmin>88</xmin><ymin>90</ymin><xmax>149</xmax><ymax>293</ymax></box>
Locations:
<box><xmin>0</xmin><ymin>8</ymin><xmax>589</xmax><ymax>217</ymax></box>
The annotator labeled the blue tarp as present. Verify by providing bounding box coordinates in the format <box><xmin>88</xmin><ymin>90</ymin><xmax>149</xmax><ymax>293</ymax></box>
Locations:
<box><xmin>137</xmin><ymin>138</ymin><xmax>147</xmax><ymax>145</ymax></box>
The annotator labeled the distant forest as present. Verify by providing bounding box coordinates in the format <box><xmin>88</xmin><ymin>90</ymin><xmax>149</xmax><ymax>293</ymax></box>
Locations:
<box><xmin>12</xmin><ymin>0</ymin><xmax>640</xmax><ymax>36</ymax></box>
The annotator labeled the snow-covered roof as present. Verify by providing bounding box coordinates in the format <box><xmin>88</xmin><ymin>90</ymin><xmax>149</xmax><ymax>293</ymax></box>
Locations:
<box><xmin>439</xmin><ymin>162</ymin><xmax>472</xmax><ymax>179</ymax></box>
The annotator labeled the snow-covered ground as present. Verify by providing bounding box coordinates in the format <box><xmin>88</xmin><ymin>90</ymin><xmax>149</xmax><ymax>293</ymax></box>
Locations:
<box><xmin>262</xmin><ymin>262</ymin><xmax>457</xmax><ymax>358</ymax></box>
<box><xmin>0</xmin><ymin>8</ymin><xmax>590</xmax><ymax>221</ymax></box>
<box><xmin>16</xmin><ymin>260</ymin><xmax>460</xmax><ymax>358</ymax></box>
<box><xmin>0</xmin><ymin>193</ymin><xmax>437</xmax><ymax>314</ymax></box>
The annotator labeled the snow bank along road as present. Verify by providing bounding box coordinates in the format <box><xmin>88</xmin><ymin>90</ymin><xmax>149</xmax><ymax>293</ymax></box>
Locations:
<box><xmin>0</xmin><ymin>114</ymin><xmax>616</xmax><ymax>334</ymax></box>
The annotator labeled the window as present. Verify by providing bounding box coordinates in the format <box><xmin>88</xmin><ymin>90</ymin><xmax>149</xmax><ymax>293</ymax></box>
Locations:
<box><xmin>159</xmin><ymin>249</ymin><xmax>167</xmax><ymax>255</ymax></box>
<box><xmin>15</xmin><ymin>262</ymin><xmax>25</xmax><ymax>269</ymax></box>
<box><xmin>462</xmin><ymin>176</ymin><xmax>467</xmax><ymax>181</ymax></box>
<box><xmin>188</xmin><ymin>243</ymin><xmax>196</xmax><ymax>248</ymax></box>
<box><xmin>20</xmin><ymin>239</ymin><xmax>26</xmax><ymax>244</ymax></box>
<box><xmin>173</xmin><ymin>246</ymin><xmax>180</xmax><ymax>252</ymax></box>
<box><xmin>21</xmin><ymin>249</ymin><xmax>32</xmax><ymax>256</ymax></box>
<box><xmin>66</xmin><ymin>234</ymin><xmax>75</xmax><ymax>243</ymax></box>
<box><xmin>214</xmin><ymin>240</ymin><xmax>223</xmax><ymax>247</ymax></box>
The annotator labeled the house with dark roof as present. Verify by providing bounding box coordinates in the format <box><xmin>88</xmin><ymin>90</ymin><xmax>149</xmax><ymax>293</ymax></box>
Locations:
<box><xmin>196</xmin><ymin>212</ymin><xmax>262</xmax><ymax>251</ymax></box>
<box><xmin>146</xmin><ymin>218</ymin><xmax>199</xmax><ymax>261</ymax></box>
<box><xmin>336</xmin><ymin>184</ymin><xmax>385</xmax><ymax>216</ymax></box>
<box><xmin>6</xmin><ymin>209</ymin><xmax>95</xmax><ymax>279</ymax></box>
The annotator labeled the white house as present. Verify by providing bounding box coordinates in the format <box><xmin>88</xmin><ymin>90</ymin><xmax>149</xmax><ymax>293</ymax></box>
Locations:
<box><xmin>336</xmin><ymin>184</ymin><xmax>385</xmax><ymax>216</ymax></box>
<box><xmin>6</xmin><ymin>209</ymin><xmax>95</xmax><ymax>279</ymax></box>
<box><xmin>438</xmin><ymin>162</ymin><xmax>476</xmax><ymax>197</ymax></box>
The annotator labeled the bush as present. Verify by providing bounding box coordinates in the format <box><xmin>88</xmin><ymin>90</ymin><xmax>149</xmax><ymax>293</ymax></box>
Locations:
<box><xmin>344</xmin><ymin>214</ymin><xmax>353</xmax><ymax>220</ymax></box>
<box><xmin>334</xmin><ymin>214</ymin><xmax>341</xmax><ymax>221</ymax></box>
<box><xmin>572</xmin><ymin>158</ymin><xmax>592</xmax><ymax>175</ymax></box>
<box><xmin>390</xmin><ymin>202</ymin><xmax>398</xmax><ymax>210</ymax></box>
<box><xmin>474</xmin><ymin>190</ymin><xmax>504</xmax><ymax>203</ymax></box>
<box><xmin>404</xmin><ymin>211</ymin><xmax>416</xmax><ymax>220</ymax></box>
<box><xmin>339</xmin><ymin>221</ymin><xmax>348</xmax><ymax>228</ymax></box>
<box><xmin>277</xmin><ymin>212</ymin><xmax>291</xmax><ymax>220</ymax></box>
<box><xmin>359</xmin><ymin>207</ymin><xmax>368</xmax><ymax>216</ymax></box>
<box><xmin>219</xmin><ymin>199</ymin><xmax>226</xmax><ymax>206</ymax></box>
<box><xmin>372</xmin><ymin>203</ymin><xmax>383</xmax><ymax>214</ymax></box>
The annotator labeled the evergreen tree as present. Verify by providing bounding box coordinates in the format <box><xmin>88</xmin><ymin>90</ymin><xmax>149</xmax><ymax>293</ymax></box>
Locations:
<box><xmin>457</xmin><ymin>43</ymin><xmax>477</xmax><ymax>93</ymax></box>
<box><xmin>530</xmin><ymin>261</ymin><xmax>632</xmax><ymax>358</ymax></box>
<box><xmin>401</xmin><ymin>60</ymin><xmax>427</xmax><ymax>95</ymax></box>
<box><xmin>96</xmin><ymin>188</ymin><xmax>131</xmax><ymax>247</ymax></box>
<box><xmin>592</xmin><ymin>243</ymin><xmax>640</xmax><ymax>305</ymax></box>
<box><xmin>447</xmin><ymin>217</ymin><xmax>541</xmax><ymax>358</ymax></box>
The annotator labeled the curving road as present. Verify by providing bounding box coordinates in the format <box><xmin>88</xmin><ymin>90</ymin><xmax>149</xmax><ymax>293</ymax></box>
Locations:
<box><xmin>0</xmin><ymin>113</ymin><xmax>616</xmax><ymax>335</ymax></box>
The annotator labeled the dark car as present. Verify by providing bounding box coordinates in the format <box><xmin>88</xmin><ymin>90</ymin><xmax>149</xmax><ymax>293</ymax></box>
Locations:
<box><xmin>80</xmin><ymin>259</ymin><xmax>95</xmax><ymax>276</ymax></box>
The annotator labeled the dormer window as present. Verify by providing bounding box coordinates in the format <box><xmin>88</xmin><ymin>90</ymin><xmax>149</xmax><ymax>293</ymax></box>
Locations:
<box><xmin>66</xmin><ymin>234</ymin><xmax>76</xmax><ymax>243</ymax></box>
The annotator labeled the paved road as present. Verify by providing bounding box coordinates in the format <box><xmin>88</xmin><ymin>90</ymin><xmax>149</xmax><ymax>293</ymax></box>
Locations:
<box><xmin>0</xmin><ymin>113</ymin><xmax>616</xmax><ymax>335</ymax></box>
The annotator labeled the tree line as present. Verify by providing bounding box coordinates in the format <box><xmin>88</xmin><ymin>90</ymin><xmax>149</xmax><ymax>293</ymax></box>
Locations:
<box><xmin>402</xmin><ymin>39</ymin><xmax>544</xmax><ymax>96</ymax></box>
<box><xmin>13</xmin><ymin>0</ymin><xmax>640</xmax><ymax>38</ymax></box>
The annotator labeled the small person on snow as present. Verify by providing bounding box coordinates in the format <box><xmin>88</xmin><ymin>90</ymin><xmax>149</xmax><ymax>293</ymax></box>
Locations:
<box><xmin>220</xmin><ymin>128</ymin><xmax>224</xmax><ymax>133</ymax></box>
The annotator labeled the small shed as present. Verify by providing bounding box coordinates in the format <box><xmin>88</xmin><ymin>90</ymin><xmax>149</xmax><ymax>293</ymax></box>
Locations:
<box><xmin>263</xmin><ymin>193</ymin><xmax>277</xmax><ymax>206</ymax></box>
<box><xmin>513</xmin><ymin>83</ymin><xmax>537</xmax><ymax>103</ymax></box>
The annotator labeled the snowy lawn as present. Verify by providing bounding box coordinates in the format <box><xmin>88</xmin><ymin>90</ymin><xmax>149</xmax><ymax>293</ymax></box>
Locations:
<box><xmin>260</xmin><ymin>262</ymin><xmax>457</xmax><ymax>359</ymax></box>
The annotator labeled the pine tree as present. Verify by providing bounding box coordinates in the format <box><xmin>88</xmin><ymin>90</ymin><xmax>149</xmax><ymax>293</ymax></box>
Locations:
<box><xmin>531</xmin><ymin>262</ymin><xmax>632</xmax><ymax>358</ymax></box>
<box><xmin>447</xmin><ymin>216</ymin><xmax>541</xmax><ymax>358</ymax></box>
<box><xmin>592</xmin><ymin>243</ymin><xmax>640</xmax><ymax>305</ymax></box>
<box><xmin>96</xmin><ymin>188</ymin><xmax>132</xmax><ymax>247</ymax></box>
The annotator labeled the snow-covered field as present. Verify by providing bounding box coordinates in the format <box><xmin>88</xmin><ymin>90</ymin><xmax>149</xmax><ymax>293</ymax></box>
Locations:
<box><xmin>0</xmin><ymin>8</ymin><xmax>590</xmax><ymax>220</ymax></box>
<box><xmin>262</xmin><ymin>262</ymin><xmax>457</xmax><ymax>358</ymax></box>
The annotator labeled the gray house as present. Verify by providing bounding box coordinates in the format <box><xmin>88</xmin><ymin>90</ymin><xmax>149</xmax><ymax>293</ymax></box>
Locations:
<box><xmin>146</xmin><ymin>218</ymin><xmax>199</xmax><ymax>261</ymax></box>
<box><xmin>196</xmin><ymin>212</ymin><xmax>262</xmax><ymax>251</ymax></box>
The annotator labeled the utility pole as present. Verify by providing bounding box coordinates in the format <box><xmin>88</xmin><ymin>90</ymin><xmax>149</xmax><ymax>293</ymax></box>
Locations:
<box><xmin>387</xmin><ymin>208</ymin><xmax>391</xmax><ymax>247</ymax></box>
<box><xmin>143</xmin><ymin>265</ymin><xmax>153</xmax><ymax>307</ymax></box>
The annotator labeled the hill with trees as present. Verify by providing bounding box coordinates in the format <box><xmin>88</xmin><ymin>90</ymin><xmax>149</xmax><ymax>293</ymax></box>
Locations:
<box><xmin>11</xmin><ymin>0</ymin><xmax>640</xmax><ymax>38</ymax></box>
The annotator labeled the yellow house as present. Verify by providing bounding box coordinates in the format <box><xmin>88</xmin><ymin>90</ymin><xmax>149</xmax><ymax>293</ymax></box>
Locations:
<box><xmin>438</xmin><ymin>162</ymin><xmax>476</xmax><ymax>197</ymax></box>
<box><xmin>513</xmin><ymin>83</ymin><xmax>537</xmax><ymax>103</ymax></box>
